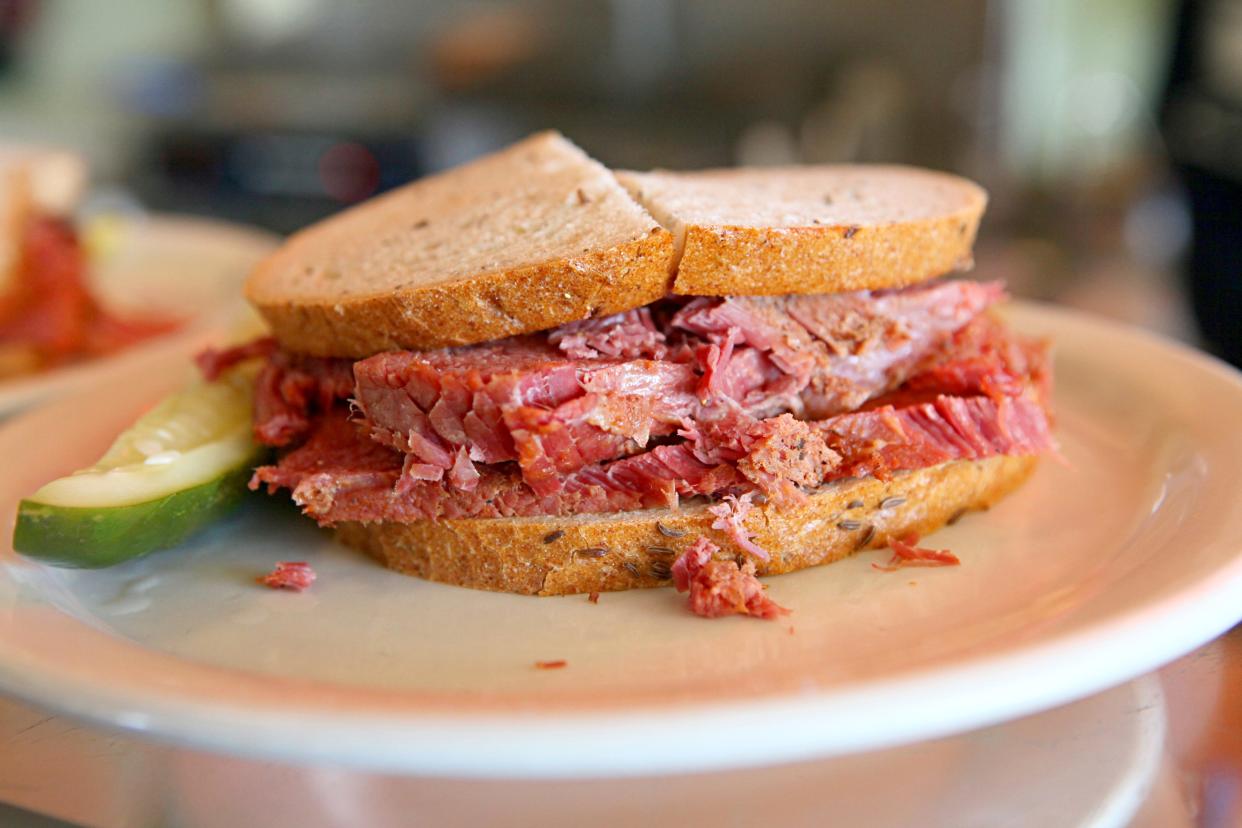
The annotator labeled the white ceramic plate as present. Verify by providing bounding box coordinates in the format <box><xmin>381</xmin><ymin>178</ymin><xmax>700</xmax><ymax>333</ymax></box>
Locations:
<box><xmin>0</xmin><ymin>303</ymin><xmax>1240</xmax><ymax>777</ymax></box>
<box><xmin>0</xmin><ymin>214</ymin><xmax>277</xmax><ymax>416</ymax></box>
<box><xmin>0</xmin><ymin>676</ymin><xmax>1165</xmax><ymax>827</ymax></box>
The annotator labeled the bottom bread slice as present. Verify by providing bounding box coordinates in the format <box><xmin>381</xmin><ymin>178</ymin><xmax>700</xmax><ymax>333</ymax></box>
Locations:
<box><xmin>333</xmin><ymin>455</ymin><xmax>1038</xmax><ymax>596</ymax></box>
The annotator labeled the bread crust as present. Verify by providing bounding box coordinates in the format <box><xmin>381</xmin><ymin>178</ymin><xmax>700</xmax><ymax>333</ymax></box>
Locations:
<box><xmin>249</xmin><ymin>144</ymin><xmax>988</xmax><ymax>356</ymax></box>
<box><xmin>333</xmin><ymin>455</ymin><xmax>1037</xmax><ymax>596</ymax></box>
<box><xmin>673</xmin><ymin>216</ymin><xmax>979</xmax><ymax>296</ymax></box>
<box><xmin>619</xmin><ymin>165</ymin><xmax>985</xmax><ymax>296</ymax></box>
<box><xmin>248</xmin><ymin>227</ymin><xmax>673</xmax><ymax>358</ymax></box>
<box><xmin>246</xmin><ymin>131</ymin><xmax>677</xmax><ymax>358</ymax></box>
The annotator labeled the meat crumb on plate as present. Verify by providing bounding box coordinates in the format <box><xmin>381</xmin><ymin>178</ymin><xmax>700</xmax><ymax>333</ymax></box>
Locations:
<box><xmin>258</xmin><ymin>561</ymin><xmax>317</xmax><ymax>591</ymax></box>
<box><xmin>872</xmin><ymin>533</ymin><xmax>961</xmax><ymax>572</ymax></box>
<box><xmin>672</xmin><ymin>536</ymin><xmax>789</xmax><ymax>620</ymax></box>
<box><xmin>535</xmin><ymin>660</ymin><xmax>568</xmax><ymax>670</ymax></box>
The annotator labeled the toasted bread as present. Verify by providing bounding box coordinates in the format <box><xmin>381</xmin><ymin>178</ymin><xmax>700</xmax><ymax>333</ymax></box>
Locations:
<box><xmin>618</xmin><ymin>165</ymin><xmax>985</xmax><ymax>296</ymax></box>
<box><xmin>247</xmin><ymin>131</ymin><xmax>675</xmax><ymax>358</ymax></box>
<box><xmin>248</xmin><ymin>135</ymin><xmax>989</xmax><ymax>357</ymax></box>
<box><xmin>333</xmin><ymin>454</ymin><xmax>1036</xmax><ymax>596</ymax></box>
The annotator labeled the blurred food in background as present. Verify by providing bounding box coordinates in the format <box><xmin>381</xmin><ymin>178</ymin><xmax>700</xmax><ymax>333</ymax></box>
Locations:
<box><xmin>0</xmin><ymin>0</ymin><xmax>1233</xmax><ymax>363</ymax></box>
<box><xmin>0</xmin><ymin>147</ymin><xmax>177</xmax><ymax>378</ymax></box>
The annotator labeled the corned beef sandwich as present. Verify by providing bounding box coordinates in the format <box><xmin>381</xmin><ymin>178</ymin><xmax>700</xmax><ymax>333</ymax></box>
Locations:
<box><xmin>209</xmin><ymin>132</ymin><xmax>1054</xmax><ymax>596</ymax></box>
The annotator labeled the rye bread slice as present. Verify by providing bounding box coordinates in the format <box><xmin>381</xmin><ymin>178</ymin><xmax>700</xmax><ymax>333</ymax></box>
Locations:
<box><xmin>247</xmin><ymin>131</ymin><xmax>675</xmax><ymax>358</ymax></box>
<box><xmin>618</xmin><ymin>165</ymin><xmax>986</xmax><ymax>297</ymax></box>
<box><xmin>334</xmin><ymin>454</ymin><xmax>1035</xmax><ymax>596</ymax></box>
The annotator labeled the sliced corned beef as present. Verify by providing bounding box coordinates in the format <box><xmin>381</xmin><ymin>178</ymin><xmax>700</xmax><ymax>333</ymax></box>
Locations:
<box><xmin>354</xmin><ymin>346</ymin><xmax>701</xmax><ymax>496</ymax></box>
<box><xmin>253</xmin><ymin>351</ymin><xmax>354</xmax><ymax>446</ymax></box>
<box><xmin>671</xmin><ymin>279</ymin><xmax>1005</xmax><ymax>418</ymax></box>
<box><xmin>348</xmin><ymin>280</ymin><xmax>1003</xmax><ymax>493</ymax></box>
<box><xmin>196</xmin><ymin>337</ymin><xmax>354</xmax><ymax>446</ymax></box>
<box><xmin>548</xmin><ymin>306</ymin><xmax>668</xmax><ymax>359</ymax></box>
<box><xmin>253</xmin><ymin>387</ymin><xmax>1052</xmax><ymax>526</ymax></box>
<box><xmin>252</xmin><ymin>408</ymin><xmax>672</xmax><ymax>523</ymax></box>
<box><xmin>196</xmin><ymin>337</ymin><xmax>277</xmax><ymax>380</ymax></box>
<box><xmin>240</xmin><ymin>278</ymin><xmax>1050</xmax><ymax>526</ymax></box>
<box><xmin>819</xmin><ymin>393</ymin><xmax>1053</xmax><ymax>481</ymax></box>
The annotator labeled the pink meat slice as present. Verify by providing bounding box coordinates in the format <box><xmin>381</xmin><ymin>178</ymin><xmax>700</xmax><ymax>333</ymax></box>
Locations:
<box><xmin>547</xmin><ymin>306</ymin><xmax>668</xmax><ymax>359</ymax></box>
<box><xmin>354</xmin><ymin>343</ymin><xmax>700</xmax><ymax>496</ymax></box>
<box><xmin>671</xmin><ymin>279</ymin><xmax>1005</xmax><ymax>418</ymax></box>
<box><xmin>350</xmin><ymin>280</ymin><xmax>1003</xmax><ymax>493</ymax></box>
<box><xmin>253</xmin><ymin>385</ymin><xmax>1052</xmax><ymax>526</ymax></box>
<box><xmin>252</xmin><ymin>352</ymin><xmax>354</xmax><ymax>447</ymax></box>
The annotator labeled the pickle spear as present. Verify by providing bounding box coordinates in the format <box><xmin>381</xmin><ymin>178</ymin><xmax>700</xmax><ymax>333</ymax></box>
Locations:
<box><xmin>13</xmin><ymin>368</ymin><xmax>262</xmax><ymax>567</ymax></box>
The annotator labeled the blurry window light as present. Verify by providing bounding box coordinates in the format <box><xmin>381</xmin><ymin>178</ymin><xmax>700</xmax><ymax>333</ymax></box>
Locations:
<box><xmin>997</xmin><ymin>0</ymin><xmax>1172</xmax><ymax>184</ymax></box>
<box><xmin>219</xmin><ymin>0</ymin><xmax>326</xmax><ymax>46</ymax></box>
<box><xmin>1065</xmin><ymin>71</ymin><xmax>1140</xmax><ymax>137</ymax></box>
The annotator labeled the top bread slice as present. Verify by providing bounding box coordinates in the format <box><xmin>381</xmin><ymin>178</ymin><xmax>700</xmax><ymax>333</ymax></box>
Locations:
<box><xmin>248</xmin><ymin>131</ymin><xmax>988</xmax><ymax>357</ymax></box>
<box><xmin>618</xmin><ymin>165</ymin><xmax>986</xmax><ymax>296</ymax></box>
<box><xmin>246</xmin><ymin>131</ymin><xmax>675</xmax><ymax>358</ymax></box>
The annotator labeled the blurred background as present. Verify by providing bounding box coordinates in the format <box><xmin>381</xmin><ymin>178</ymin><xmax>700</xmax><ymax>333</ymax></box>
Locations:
<box><xmin>0</xmin><ymin>0</ymin><xmax>1237</xmax><ymax>363</ymax></box>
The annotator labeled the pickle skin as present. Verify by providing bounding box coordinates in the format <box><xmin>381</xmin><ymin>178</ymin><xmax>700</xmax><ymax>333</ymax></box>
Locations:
<box><xmin>14</xmin><ymin>462</ymin><xmax>258</xmax><ymax>568</ymax></box>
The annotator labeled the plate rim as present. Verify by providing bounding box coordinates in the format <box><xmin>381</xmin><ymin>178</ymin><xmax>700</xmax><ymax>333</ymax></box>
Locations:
<box><xmin>1</xmin><ymin>301</ymin><xmax>1241</xmax><ymax>776</ymax></box>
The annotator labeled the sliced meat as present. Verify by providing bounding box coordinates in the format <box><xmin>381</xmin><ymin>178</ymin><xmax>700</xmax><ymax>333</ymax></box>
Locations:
<box><xmin>196</xmin><ymin>337</ymin><xmax>277</xmax><ymax>380</ymax></box>
<box><xmin>820</xmin><ymin>393</ymin><xmax>1054</xmax><ymax>481</ymax></box>
<box><xmin>672</xmin><ymin>536</ymin><xmax>789</xmax><ymax>620</ymax></box>
<box><xmin>902</xmin><ymin>313</ymin><xmax>1052</xmax><ymax>407</ymax></box>
<box><xmin>255</xmin><ymin>381</ymin><xmax>1053</xmax><ymax>526</ymax></box>
<box><xmin>250</xmin><ymin>280</ymin><xmax>1050</xmax><ymax>526</ymax></box>
<box><xmin>548</xmin><ymin>307</ymin><xmax>668</xmax><ymax>359</ymax></box>
<box><xmin>672</xmin><ymin>280</ymin><xmax>1004</xmax><ymax>418</ymax></box>
<box><xmin>252</xmin><ymin>349</ymin><xmax>354</xmax><ymax>446</ymax></box>
<box><xmin>253</xmin><ymin>409</ymin><xmax>698</xmax><ymax>524</ymax></box>
<box><xmin>354</xmin><ymin>344</ymin><xmax>700</xmax><ymax>495</ymax></box>
<box><xmin>305</xmin><ymin>281</ymin><xmax>1003</xmax><ymax>493</ymax></box>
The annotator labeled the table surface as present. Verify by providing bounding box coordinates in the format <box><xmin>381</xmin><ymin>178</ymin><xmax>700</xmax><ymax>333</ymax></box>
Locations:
<box><xmin>0</xmin><ymin>624</ymin><xmax>1237</xmax><ymax>828</ymax></box>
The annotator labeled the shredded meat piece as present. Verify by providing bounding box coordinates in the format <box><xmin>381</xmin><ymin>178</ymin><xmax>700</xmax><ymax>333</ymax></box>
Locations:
<box><xmin>672</xmin><ymin>280</ymin><xmax>1005</xmax><ymax>418</ymax></box>
<box><xmin>249</xmin><ymin>349</ymin><xmax>354</xmax><ymax>446</ymax></box>
<box><xmin>872</xmin><ymin>533</ymin><xmax>961</xmax><ymax>572</ymax></box>
<box><xmin>196</xmin><ymin>337</ymin><xmax>277</xmax><ymax>380</ymax></box>
<box><xmin>548</xmin><ymin>307</ymin><xmax>667</xmax><ymax>359</ymax></box>
<box><xmin>258</xmin><ymin>561</ymin><xmax>317</xmax><ymax>591</ymax></box>
<box><xmin>671</xmin><ymin>536</ymin><xmax>716</xmax><ymax>591</ymax></box>
<box><xmin>684</xmin><ymin>408</ymin><xmax>841</xmax><ymax>504</ymax></box>
<box><xmin>672</xmin><ymin>536</ymin><xmax>789</xmax><ymax>619</ymax></box>
<box><xmin>534</xmin><ymin>660</ymin><xmax>568</xmax><ymax>670</ymax></box>
<box><xmin>707</xmin><ymin>493</ymin><xmax>769</xmax><ymax>561</ymax></box>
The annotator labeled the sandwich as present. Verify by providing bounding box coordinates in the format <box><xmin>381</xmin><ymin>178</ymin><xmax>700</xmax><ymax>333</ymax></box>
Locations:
<box><xmin>0</xmin><ymin>147</ymin><xmax>176</xmax><ymax>377</ymax></box>
<box><xmin>205</xmin><ymin>131</ymin><xmax>1053</xmax><ymax>598</ymax></box>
